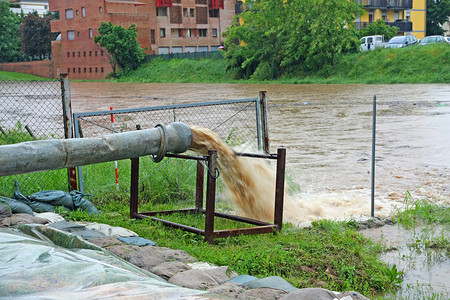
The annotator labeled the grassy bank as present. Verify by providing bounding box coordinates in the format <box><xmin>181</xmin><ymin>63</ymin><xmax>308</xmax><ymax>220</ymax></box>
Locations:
<box><xmin>57</xmin><ymin>190</ymin><xmax>449</xmax><ymax>299</ymax></box>
<box><xmin>0</xmin><ymin>71</ymin><xmax>48</xmax><ymax>81</ymax></box>
<box><xmin>118</xmin><ymin>44</ymin><xmax>449</xmax><ymax>84</ymax></box>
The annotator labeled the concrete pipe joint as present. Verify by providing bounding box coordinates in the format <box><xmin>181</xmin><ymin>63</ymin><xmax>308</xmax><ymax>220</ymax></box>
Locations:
<box><xmin>0</xmin><ymin>122</ymin><xmax>192</xmax><ymax>177</ymax></box>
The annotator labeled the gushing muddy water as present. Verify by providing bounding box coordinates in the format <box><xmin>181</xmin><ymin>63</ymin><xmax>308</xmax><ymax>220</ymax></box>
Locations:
<box><xmin>70</xmin><ymin>82</ymin><xmax>450</xmax><ymax>225</ymax></box>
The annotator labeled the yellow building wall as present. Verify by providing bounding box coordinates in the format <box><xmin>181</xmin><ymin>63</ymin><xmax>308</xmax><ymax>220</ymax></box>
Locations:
<box><xmin>411</xmin><ymin>0</ymin><xmax>426</xmax><ymax>39</ymax></box>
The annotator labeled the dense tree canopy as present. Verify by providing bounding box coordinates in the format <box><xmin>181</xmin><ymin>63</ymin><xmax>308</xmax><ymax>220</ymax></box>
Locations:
<box><xmin>358</xmin><ymin>20</ymin><xmax>398</xmax><ymax>41</ymax></box>
<box><xmin>19</xmin><ymin>12</ymin><xmax>56</xmax><ymax>60</ymax></box>
<box><xmin>223</xmin><ymin>0</ymin><xmax>364</xmax><ymax>80</ymax></box>
<box><xmin>0</xmin><ymin>1</ymin><xmax>22</xmax><ymax>62</ymax></box>
<box><xmin>426</xmin><ymin>0</ymin><xmax>450</xmax><ymax>35</ymax></box>
<box><xmin>94</xmin><ymin>22</ymin><xmax>146</xmax><ymax>76</ymax></box>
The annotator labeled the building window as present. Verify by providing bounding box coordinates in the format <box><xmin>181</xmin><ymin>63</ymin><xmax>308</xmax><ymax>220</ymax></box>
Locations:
<box><xmin>183</xmin><ymin>8</ymin><xmax>188</xmax><ymax>17</ymax></box>
<box><xmin>65</xmin><ymin>9</ymin><xmax>73</xmax><ymax>19</ymax></box>
<box><xmin>95</xmin><ymin>51</ymin><xmax>98</xmax><ymax>56</ymax></box>
<box><xmin>101</xmin><ymin>67</ymin><xmax>104</xmax><ymax>72</ymax></box>
<box><xmin>160</xmin><ymin>28</ymin><xmax>166</xmax><ymax>38</ymax></box>
<box><xmin>84</xmin><ymin>68</ymin><xmax>86</xmax><ymax>73</ymax></box>
<box><xmin>209</xmin><ymin>9</ymin><xmax>219</xmax><ymax>18</ymax></box>
<box><xmin>157</xmin><ymin>7</ymin><xmax>167</xmax><ymax>16</ymax></box>
<box><xmin>89</xmin><ymin>51</ymin><xmax>92</xmax><ymax>56</ymax></box>
<box><xmin>72</xmin><ymin>52</ymin><xmax>75</xmax><ymax>57</ymax></box>
<box><xmin>78</xmin><ymin>52</ymin><xmax>80</xmax><ymax>57</ymax></box>
<box><xmin>89</xmin><ymin>28</ymin><xmax>93</xmax><ymax>39</ymax></box>
<box><xmin>198</xmin><ymin>29</ymin><xmax>207</xmax><ymax>37</ymax></box>
<box><xmin>82</xmin><ymin>7</ymin><xmax>85</xmax><ymax>17</ymax></box>
<box><xmin>151</xmin><ymin>29</ymin><xmax>156</xmax><ymax>44</ymax></box>
<box><xmin>95</xmin><ymin>67</ymin><xmax>98</xmax><ymax>73</ymax></box>
<box><xmin>73</xmin><ymin>68</ymin><xmax>76</xmax><ymax>73</ymax></box>
<box><xmin>101</xmin><ymin>50</ymin><xmax>104</xmax><ymax>56</ymax></box>
<box><xmin>76</xmin><ymin>10</ymin><xmax>79</xmax><ymax>16</ymax></box>
<box><xmin>78</xmin><ymin>68</ymin><xmax>81</xmax><ymax>73</ymax></box>
<box><xmin>67</xmin><ymin>30</ymin><xmax>75</xmax><ymax>40</ymax></box>
<box><xmin>99</xmin><ymin>6</ymin><xmax>103</xmax><ymax>13</ymax></box>
<box><xmin>67</xmin><ymin>52</ymin><xmax>70</xmax><ymax>58</ymax></box>
<box><xmin>68</xmin><ymin>68</ymin><xmax>70</xmax><ymax>73</ymax></box>
<box><xmin>83</xmin><ymin>51</ymin><xmax>86</xmax><ymax>57</ymax></box>
<box><xmin>77</xmin><ymin>31</ymin><xmax>80</xmax><ymax>37</ymax></box>
<box><xmin>212</xmin><ymin>28</ymin><xmax>217</xmax><ymax>37</ymax></box>
<box><xmin>190</xmin><ymin>8</ymin><xmax>194</xmax><ymax>17</ymax></box>
<box><xmin>89</xmin><ymin>67</ymin><xmax>92</xmax><ymax>73</ymax></box>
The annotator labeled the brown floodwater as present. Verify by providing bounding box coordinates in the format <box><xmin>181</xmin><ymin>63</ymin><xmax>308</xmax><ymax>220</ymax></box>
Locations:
<box><xmin>70</xmin><ymin>82</ymin><xmax>450</xmax><ymax>224</ymax></box>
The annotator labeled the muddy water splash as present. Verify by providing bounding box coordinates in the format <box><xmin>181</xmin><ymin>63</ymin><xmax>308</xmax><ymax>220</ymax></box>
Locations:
<box><xmin>189</xmin><ymin>125</ymin><xmax>329</xmax><ymax>224</ymax></box>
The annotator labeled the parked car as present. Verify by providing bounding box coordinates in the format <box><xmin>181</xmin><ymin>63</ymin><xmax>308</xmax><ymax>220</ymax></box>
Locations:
<box><xmin>360</xmin><ymin>35</ymin><xmax>386</xmax><ymax>51</ymax></box>
<box><xmin>419</xmin><ymin>35</ymin><xmax>446</xmax><ymax>45</ymax></box>
<box><xmin>385</xmin><ymin>35</ymin><xmax>418</xmax><ymax>48</ymax></box>
<box><xmin>445</xmin><ymin>37</ymin><xmax>450</xmax><ymax>44</ymax></box>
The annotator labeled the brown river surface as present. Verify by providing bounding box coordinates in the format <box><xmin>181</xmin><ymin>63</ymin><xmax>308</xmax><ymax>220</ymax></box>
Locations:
<box><xmin>70</xmin><ymin>82</ymin><xmax>450</xmax><ymax>224</ymax></box>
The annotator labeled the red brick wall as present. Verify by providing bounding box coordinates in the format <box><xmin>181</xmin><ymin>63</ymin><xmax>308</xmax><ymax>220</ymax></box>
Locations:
<box><xmin>0</xmin><ymin>60</ymin><xmax>54</xmax><ymax>78</ymax></box>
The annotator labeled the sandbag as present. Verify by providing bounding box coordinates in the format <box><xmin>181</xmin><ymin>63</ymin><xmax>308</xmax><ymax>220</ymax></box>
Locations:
<box><xmin>27</xmin><ymin>190</ymin><xmax>75</xmax><ymax>211</ymax></box>
<box><xmin>0</xmin><ymin>201</ymin><xmax>12</xmax><ymax>221</ymax></box>
<box><xmin>71</xmin><ymin>191</ymin><xmax>99</xmax><ymax>215</ymax></box>
<box><xmin>29</xmin><ymin>201</ymin><xmax>57</xmax><ymax>213</ymax></box>
<box><xmin>0</xmin><ymin>196</ymin><xmax>33</xmax><ymax>215</ymax></box>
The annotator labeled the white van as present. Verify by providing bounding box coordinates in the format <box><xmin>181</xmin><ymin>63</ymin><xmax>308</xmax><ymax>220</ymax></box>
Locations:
<box><xmin>360</xmin><ymin>35</ymin><xmax>386</xmax><ymax>51</ymax></box>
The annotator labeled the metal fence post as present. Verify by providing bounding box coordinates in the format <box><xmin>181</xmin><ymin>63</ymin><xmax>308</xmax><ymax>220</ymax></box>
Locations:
<box><xmin>259</xmin><ymin>91</ymin><xmax>270</xmax><ymax>154</ymax></box>
<box><xmin>205</xmin><ymin>150</ymin><xmax>217</xmax><ymax>243</ymax></box>
<box><xmin>60</xmin><ymin>74</ymin><xmax>77</xmax><ymax>191</ymax></box>
<box><xmin>371</xmin><ymin>95</ymin><xmax>376</xmax><ymax>217</ymax></box>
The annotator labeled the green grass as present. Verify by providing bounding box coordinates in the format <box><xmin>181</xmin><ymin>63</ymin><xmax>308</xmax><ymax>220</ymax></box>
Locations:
<box><xmin>0</xmin><ymin>71</ymin><xmax>48</xmax><ymax>81</ymax></box>
<box><xmin>116</xmin><ymin>44</ymin><xmax>450</xmax><ymax>84</ymax></box>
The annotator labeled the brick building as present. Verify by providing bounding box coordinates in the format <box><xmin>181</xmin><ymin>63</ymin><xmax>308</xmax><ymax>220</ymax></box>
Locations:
<box><xmin>49</xmin><ymin>0</ymin><xmax>236</xmax><ymax>79</ymax></box>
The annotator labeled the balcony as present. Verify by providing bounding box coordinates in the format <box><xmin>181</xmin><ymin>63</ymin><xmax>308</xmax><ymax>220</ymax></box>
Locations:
<box><xmin>358</xmin><ymin>0</ymin><xmax>412</xmax><ymax>9</ymax></box>
<box><xmin>355</xmin><ymin>20</ymin><xmax>412</xmax><ymax>32</ymax></box>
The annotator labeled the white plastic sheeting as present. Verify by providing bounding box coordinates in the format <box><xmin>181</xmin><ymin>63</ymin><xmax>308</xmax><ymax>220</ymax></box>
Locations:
<box><xmin>0</xmin><ymin>228</ymin><xmax>209</xmax><ymax>299</ymax></box>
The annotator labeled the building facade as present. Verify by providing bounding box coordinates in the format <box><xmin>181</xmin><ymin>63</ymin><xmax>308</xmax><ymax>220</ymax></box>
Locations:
<box><xmin>8</xmin><ymin>0</ymin><xmax>49</xmax><ymax>16</ymax></box>
<box><xmin>49</xmin><ymin>0</ymin><xmax>236</xmax><ymax>79</ymax></box>
<box><xmin>355</xmin><ymin>0</ymin><xmax>426</xmax><ymax>39</ymax></box>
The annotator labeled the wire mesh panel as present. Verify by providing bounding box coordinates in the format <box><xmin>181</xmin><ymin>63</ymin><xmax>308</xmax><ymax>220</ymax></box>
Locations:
<box><xmin>73</xmin><ymin>98</ymin><xmax>264</xmax><ymax>202</ymax></box>
<box><xmin>0</xmin><ymin>80</ymin><xmax>67</xmax><ymax>196</ymax></box>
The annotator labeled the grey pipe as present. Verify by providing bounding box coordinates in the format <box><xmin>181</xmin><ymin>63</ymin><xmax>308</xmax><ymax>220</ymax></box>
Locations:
<box><xmin>0</xmin><ymin>122</ymin><xmax>192</xmax><ymax>177</ymax></box>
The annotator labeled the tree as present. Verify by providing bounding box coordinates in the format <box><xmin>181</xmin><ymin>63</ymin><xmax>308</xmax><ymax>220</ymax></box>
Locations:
<box><xmin>94</xmin><ymin>22</ymin><xmax>146</xmax><ymax>76</ymax></box>
<box><xmin>427</xmin><ymin>0</ymin><xmax>450</xmax><ymax>35</ymax></box>
<box><xmin>223</xmin><ymin>0</ymin><xmax>364</xmax><ymax>80</ymax></box>
<box><xmin>0</xmin><ymin>1</ymin><xmax>23</xmax><ymax>62</ymax></box>
<box><xmin>18</xmin><ymin>12</ymin><xmax>56</xmax><ymax>60</ymax></box>
<box><xmin>358</xmin><ymin>19</ymin><xmax>398</xmax><ymax>41</ymax></box>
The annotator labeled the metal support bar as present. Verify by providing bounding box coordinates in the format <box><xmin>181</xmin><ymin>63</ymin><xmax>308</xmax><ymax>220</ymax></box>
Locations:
<box><xmin>204</xmin><ymin>150</ymin><xmax>218</xmax><ymax>243</ymax></box>
<box><xmin>259</xmin><ymin>91</ymin><xmax>270</xmax><ymax>155</ymax></box>
<box><xmin>196</xmin><ymin>161</ymin><xmax>204</xmax><ymax>210</ymax></box>
<box><xmin>133</xmin><ymin>148</ymin><xmax>286</xmax><ymax>243</ymax></box>
<box><xmin>371</xmin><ymin>95</ymin><xmax>376</xmax><ymax>217</ymax></box>
<box><xmin>130</xmin><ymin>157</ymin><xmax>140</xmax><ymax>218</ymax></box>
<box><xmin>274</xmin><ymin>148</ymin><xmax>286</xmax><ymax>231</ymax></box>
<box><xmin>60</xmin><ymin>74</ymin><xmax>77</xmax><ymax>191</ymax></box>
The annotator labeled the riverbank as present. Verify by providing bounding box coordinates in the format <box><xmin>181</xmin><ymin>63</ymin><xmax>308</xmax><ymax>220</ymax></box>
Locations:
<box><xmin>2</xmin><ymin>44</ymin><xmax>449</xmax><ymax>84</ymax></box>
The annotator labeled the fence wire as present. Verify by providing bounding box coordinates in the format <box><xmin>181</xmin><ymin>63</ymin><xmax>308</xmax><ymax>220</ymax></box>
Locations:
<box><xmin>74</xmin><ymin>99</ymin><xmax>263</xmax><ymax>204</ymax></box>
<box><xmin>0</xmin><ymin>80</ymin><xmax>67</xmax><ymax>196</ymax></box>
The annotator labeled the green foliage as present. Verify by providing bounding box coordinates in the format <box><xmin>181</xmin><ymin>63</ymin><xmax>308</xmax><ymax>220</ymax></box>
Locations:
<box><xmin>18</xmin><ymin>13</ymin><xmax>56</xmax><ymax>60</ymax></box>
<box><xmin>0</xmin><ymin>1</ymin><xmax>23</xmax><ymax>62</ymax></box>
<box><xmin>426</xmin><ymin>0</ymin><xmax>450</xmax><ymax>36</ymax></box>
<box><xmin>394</xmin><ymin>191</ymin><xmax>450</xmax><ymax>229</ymax></box>
<box><xmin>223</xmin><ymin>0</ymin><xmax>364</xmax><ymax>80</ymax></box>
<box><xmin>358</xmin><ymin>20</ymin><xmax>399</xmax><ymax>41</ymax></box>
<box><xmin>94</xmin><ymin>22</ymin><xmax>146</xmax><ymax>76</ymax></box>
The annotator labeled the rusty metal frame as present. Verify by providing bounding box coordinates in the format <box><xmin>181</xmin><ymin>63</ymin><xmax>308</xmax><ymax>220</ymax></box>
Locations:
<box><xmin>129</xmin><ymin>148</ymin><xmax>286</xmax><ymax>243</ymax></box>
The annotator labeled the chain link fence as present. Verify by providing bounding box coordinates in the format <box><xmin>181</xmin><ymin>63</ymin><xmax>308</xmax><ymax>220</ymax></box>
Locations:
<box><xmin>0</xmin><ymin>79</ymin><xmax>68</xmax><ymax>196</ymax></box>
<box><xmin>73</xmin><ymin>97</ymin><xmax>268</xmax><ymax>204</ymax></box>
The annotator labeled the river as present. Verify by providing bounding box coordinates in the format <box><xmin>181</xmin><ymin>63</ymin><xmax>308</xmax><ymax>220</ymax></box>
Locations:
<box><xmin>70</xmin><ymin>82</ymin><xmax>449</xmax><ymax>224</ymax></box>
